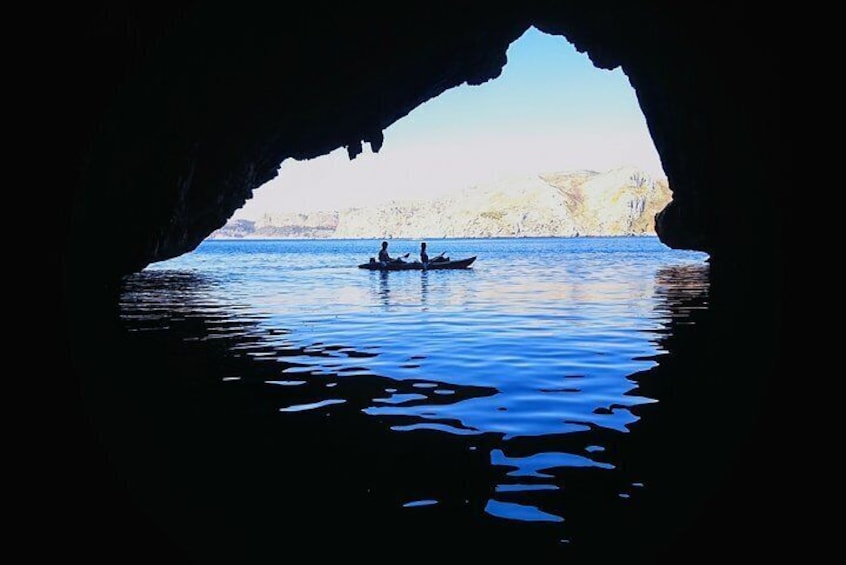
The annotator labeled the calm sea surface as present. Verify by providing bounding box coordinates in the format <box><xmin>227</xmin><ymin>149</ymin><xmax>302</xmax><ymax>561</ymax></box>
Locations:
<box><xmin>118</xmin><ymin>236</ymin><xmax>711</xmax><ymax>556</ymax></box>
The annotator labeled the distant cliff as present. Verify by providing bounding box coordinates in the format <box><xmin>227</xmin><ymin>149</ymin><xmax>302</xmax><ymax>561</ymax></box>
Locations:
<box><xmin>210</xmin><ymin>212</ymin><xmax>338</xmax><ymax>239</ymax></box>
<box><xmin>209</xmin><ymin>167</ymin><xmax>670</xmax><ymax>239</ymax></box>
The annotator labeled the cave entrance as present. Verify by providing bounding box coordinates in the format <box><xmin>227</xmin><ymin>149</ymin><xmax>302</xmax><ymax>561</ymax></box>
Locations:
<box><xmin>117</xmin><ymin>25</ymin><xmax>713</xmax><ymax>550</ymax></box>
<box><xmin>219</xmin><ymin>26</ymin><xmax>667</xmax><ymax>238</ymax></box>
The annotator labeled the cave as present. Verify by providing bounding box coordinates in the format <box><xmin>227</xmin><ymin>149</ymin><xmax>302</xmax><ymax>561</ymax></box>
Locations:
<box><xmin>61</xmin><ymin>2</ymin><xmax>784</xmax><ymax>284</ymax></box>
<box><xmin>46</xmin><ymin>2</ymin><xmax>787</xmax><ymax>563</ymax></box>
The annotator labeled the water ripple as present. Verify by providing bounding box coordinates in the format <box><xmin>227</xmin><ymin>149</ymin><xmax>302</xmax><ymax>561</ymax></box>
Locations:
<box><xmin>119</xmin><ymin>237</ymin><xmax>710</xmax><ymax>538</ymax></box>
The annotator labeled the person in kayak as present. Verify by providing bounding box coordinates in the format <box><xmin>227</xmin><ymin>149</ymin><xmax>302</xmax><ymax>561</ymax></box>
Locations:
<box><xmin>378</xmin><ymin>241</ymin><xmax>407</xmax><ymax>264</ymax></box>
<box><xmin>419</xmin><ymin>241</ymin><xmax>447</xmax><ymax>265</ymax></box>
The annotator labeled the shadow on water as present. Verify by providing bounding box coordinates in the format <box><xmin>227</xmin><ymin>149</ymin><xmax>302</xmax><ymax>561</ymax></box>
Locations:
<box><xmin>70</xmin><ymin>263</ymin><xmax>781</xmax><ymax>563</ymax></box>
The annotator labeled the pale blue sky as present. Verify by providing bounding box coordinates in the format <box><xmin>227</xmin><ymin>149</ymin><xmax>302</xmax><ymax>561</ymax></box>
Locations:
<box><xmin>235</xmin><ymin>26</ymin><xmax>664</xmax><ymax>218</ymax></box>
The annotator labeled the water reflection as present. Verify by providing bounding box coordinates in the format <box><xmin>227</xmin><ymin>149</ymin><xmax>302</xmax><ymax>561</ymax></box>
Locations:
<box><xmin>420</xmin><ymin>270</ymin><xmax>429</xmax><ymax>308</ymax></box>
<box><xmin>652</xmin><ymin>263</ymin><xmax>710</xmax><ymax>325</ymax></box>
<box><xmin>371</xmin><ymin>268</ymin><xmax>455</xmax><ymax>310</ymax></box>
<box><xmin>377</xmin><ymin>270</ymin><xmax>390</xmax><ymax>306</ymax></box>
<box><xmin>109</xmin><ymin>258</ymin><xmax>717</xmax><ymax>560</ymax></box>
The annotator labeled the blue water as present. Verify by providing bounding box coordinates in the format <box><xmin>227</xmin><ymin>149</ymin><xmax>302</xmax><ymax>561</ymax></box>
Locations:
<box><xmin>119</xmin><ymin>236</ymin><xmax>709</xmax><ymax>541</ymax></box>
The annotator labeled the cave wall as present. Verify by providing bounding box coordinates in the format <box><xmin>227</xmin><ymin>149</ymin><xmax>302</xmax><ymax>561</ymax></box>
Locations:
<box><xmin>62</xmin><ymin>2</ymin><xmax>784</xmax><ymax>287</ymax></box>
<box><xmin>45</xmin><ymin>6</ymin><xmax>787</xmax><ymax>558</ymax></box>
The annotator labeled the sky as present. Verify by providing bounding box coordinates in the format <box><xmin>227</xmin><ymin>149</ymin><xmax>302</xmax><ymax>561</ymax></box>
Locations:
<box><xmin>233</xmin><ymin>26</ymin><xmax>664</xmax><ymax>219</ymax></box>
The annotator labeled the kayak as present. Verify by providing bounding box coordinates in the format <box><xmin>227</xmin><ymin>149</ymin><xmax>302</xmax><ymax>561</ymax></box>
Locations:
<box><xmin>358</xmin><ymin>256</ymin><xmax>476</xmax><ymax>271</ymax></box>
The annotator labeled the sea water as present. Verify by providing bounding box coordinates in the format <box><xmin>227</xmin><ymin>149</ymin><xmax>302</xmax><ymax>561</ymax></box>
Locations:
<box><xmin>116</xmin><ymin>237</ymin><xmax>712</xmax><ymax>558</ymax></box>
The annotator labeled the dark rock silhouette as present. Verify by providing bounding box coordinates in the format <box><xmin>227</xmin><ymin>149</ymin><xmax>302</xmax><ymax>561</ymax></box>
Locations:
<box><xmin>59</xmin><ymin>3</ymin><xmax>783</xmax><ymax>286</ymax></box>
<box><xmin>39</xmin><ymin>3</ymin><xmax>788</xmax><ymax>563</ymax></box>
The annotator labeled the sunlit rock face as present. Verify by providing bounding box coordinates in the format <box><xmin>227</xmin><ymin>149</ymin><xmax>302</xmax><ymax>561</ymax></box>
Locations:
<box><xmin>329</xmin><ymin>167</ymin><xmax>670</xmax><ymax>239</ymax></box>
<box><xmin>66</xmin><ymin>3</ymin><xmax>782</xmax><ymax>284</ymax></box>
